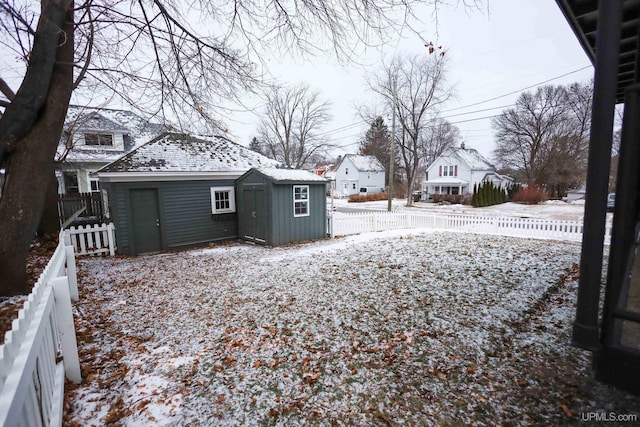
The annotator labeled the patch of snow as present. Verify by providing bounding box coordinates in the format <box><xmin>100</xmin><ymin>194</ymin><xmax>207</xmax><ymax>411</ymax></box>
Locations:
<box><xmin>257</xmin><ymin>168</ymin><xmax>327</xmax><ymax>182</ymax></box>
<box><xmin>64</xmin><ymin>229</ymin><xmax>638</xmax><ymax>426</ymax></box>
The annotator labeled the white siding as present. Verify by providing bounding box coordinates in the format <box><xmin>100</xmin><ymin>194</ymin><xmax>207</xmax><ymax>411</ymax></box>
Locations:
<box><xmin>335</xmin><ymin>157</ymin><xmax>386</xmax><ymax>196</ymax></box>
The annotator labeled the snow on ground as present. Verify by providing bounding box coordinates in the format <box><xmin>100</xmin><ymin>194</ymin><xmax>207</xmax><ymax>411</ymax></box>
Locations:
<box><xmin>332</xmin><ymin>199</ymin><xmax>591</xmax><ymax>221</ymax></box>
<box><xmin>64</xmin><ymin>230</ymin><xmax>639</xmax><ymax>426</ymax></box>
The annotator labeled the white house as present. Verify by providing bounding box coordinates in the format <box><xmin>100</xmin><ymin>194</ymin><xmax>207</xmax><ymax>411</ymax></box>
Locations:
<box><xmin>421</xmin><ymin>144</ymin><xmax>513</xmax><ymax>200</ymax></box>
<box><xmin>334</xmin><ymin>154</ymin><xmax>386</xmax><ymax>197</ymax></box>
<box><xmin>56</xmin><ymin>106</ymin><xmax>166</xmax><ymax>194</ymax></box>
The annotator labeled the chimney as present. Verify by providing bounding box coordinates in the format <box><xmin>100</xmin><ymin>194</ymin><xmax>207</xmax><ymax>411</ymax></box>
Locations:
<box><xmin>460</xmin><ymin>141</ymin><xmax>465</xmax><ymax>149</ymax></box>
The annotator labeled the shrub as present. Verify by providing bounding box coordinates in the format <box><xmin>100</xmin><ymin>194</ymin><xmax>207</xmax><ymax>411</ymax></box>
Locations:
<box><xmin>432</xmin><ymin>194</ymin><xmax>464</xmax><ymax>204</ymax></box>
<box><xmin>512</xmin><ymin>186</ymin><xmax>548</xmax><ymax>204</ymax></box>
<box><xmin>348</xmin><ymin>193</ymin><xmax>388</xmax><ymax>203</ymax></box>
<box><xmin>472</xmin><ymin>181</ymin><xmax>508</xmax><ymax>207</ymax></box>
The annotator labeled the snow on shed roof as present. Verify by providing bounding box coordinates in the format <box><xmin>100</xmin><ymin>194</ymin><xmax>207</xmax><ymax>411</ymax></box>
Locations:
<box><xmin>454</xmin><ymin>147</ymin><xmax>495</xmax><ymax>171</ymax></box>
<box><xmin>254</xmin><ymin>168</ymin><xmax>327</xmax><ymax>182</ymax></box>
<box><xmin>344</xmin><ymin>154</ymin><xmax>385</xmax><ymax>172</ymax></box>
<box><xmin>98</xmin><ymin>132</ymin><xmax>282</xmax><ymax>173</ymax></box>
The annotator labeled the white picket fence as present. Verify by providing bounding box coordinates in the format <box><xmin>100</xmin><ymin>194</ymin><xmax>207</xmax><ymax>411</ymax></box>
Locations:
<box><xmin>0</xmin><ymin>232</ymin><xmax>82</xmax><ymax>427</ymax></box>
<box><xmin>65</xmin><ymin>223</ymin><xmax>116</xmax><ymax>256</ymax></box>
<box><xmin>330</xmin><ymin>211</ymin><xmax>612</xmax><ymax>243</ymax></box>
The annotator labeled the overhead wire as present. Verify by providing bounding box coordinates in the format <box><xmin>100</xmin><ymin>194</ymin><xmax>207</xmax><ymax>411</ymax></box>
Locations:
<box><xmin>313</xmin><ymin>65</ymin><xmax>594</xmax><ymax>157</ymax></box>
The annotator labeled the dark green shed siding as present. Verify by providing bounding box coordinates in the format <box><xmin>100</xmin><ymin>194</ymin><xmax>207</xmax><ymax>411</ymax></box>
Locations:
<box><xmin>104</xmin><ymin>179</ymin><xmax>238</xmax><ymax>255</ymax></box>
<box><xmin>235</xmin><ymin>169</ymin><xmax>327</xmax><ymax>246</ymax></box>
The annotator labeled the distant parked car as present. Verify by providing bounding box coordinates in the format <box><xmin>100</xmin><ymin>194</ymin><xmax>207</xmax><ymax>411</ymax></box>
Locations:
<box><xmin>607</xmin><ymin>193</ymin><xmax>615</xmax><ymax>211</ymax></box>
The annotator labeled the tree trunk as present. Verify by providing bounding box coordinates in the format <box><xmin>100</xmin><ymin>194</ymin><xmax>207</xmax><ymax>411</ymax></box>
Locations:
<box><xmin>0</xmin><ymin>3</ymin><xmax>74</xmax><ymax>296</ymax></box>
<box><xmin>37</xmin><ymin>171</ymin><xmax>61</xmax><ymax>235</ymax></box>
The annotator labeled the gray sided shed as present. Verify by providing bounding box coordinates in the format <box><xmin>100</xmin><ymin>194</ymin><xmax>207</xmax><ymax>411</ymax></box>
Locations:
<box><xmin>101</xmin><ymin>178</ymin><xmax>238</xmax><ymax>255</ymax></box>
<box><xmin>236</xmin><ymin>168</ymin><xmax>328</xmax><ymax>246</ymax></box>
<box><xmin>96</xmin><ymin>132</ymin><xmax>282</xmax><ymax>255</ymax></box>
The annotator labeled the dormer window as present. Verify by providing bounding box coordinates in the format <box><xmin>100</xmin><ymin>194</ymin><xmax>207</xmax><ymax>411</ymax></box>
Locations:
<box><xmin>84</xmin><ymin>133</ymin><xmax>113</xmax><ymax>146</ymax></box>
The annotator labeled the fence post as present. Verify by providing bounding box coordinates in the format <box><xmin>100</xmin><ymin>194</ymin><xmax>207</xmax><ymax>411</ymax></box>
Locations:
<box><xmin>372</xmin><ymin>212</ymin><xmax>377</xmax><ymax>232</ymax></box>
<box><xmin>51</xmin><ymin>277</ymin><xmax>81</xmax><ymax>384</ymax></box>
<box><xmin>65</xmin><ymin>245</ymin><xmax>79</xmax><ymax>302</ymax></box>
<box><xmin>107</xmin><ymin>223</ymin><xmax>116</xmax><ymax>256</ymax></box>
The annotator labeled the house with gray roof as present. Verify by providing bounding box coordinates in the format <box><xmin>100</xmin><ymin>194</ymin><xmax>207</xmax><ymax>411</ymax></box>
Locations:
<box><xmin>421</xmin><ymin>143</ymin><xmax>513</xmax><ymax>200</ymax></box>
<box><xmin>56</xmin><ymin>106</ymin><xmax>166</xmax><ymax>194</ymax></box>
<box><xmin>334</xmin><ymin>154</ymin><xmax>386</xmax><ymax>197</ymax></box>
<box><xmin>96</xmin><ymin>132</ymin><xmax>324</xmax><ymax>254</ymax></box>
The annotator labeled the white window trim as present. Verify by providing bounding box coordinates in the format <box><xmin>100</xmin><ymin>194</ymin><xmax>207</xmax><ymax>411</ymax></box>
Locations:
<box><xmin>210</xmin><ymin>186</ymin><xmax>236</xmax><ymax>214</ymax></box>
<box><xmin>87</xmin><ymin>171</ymin><xmax>100</xmax><ymax>193</ymax></box>
<box><xmin>293</xmin><ymin>185</ymin><xmax>310</xmax><ymax>217</ymax></box>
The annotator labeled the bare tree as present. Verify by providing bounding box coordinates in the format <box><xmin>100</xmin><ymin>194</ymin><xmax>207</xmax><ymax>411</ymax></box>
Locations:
<box><xmin>258</xmin><ymin>84</ymin><xmax>332</xmax><ymax>169</ymax></box>
<box><xmin>0</xmin><ymin>0</ymin><xmax>481</xmax><ymax>295</ymax></box>
<box><xmin>492</xmin><ymin>82</ymin><xmax>591</xmax><ymax>196</ymax></box>
<box><xmin>369</xmin><ymin>51</ymin><xmax>453</xmax><ymax>205</ymax></box>
<box><xmin>421</xmin><ymin>117</ymin><xmax>461</xmax><ymax>168</ymax></box>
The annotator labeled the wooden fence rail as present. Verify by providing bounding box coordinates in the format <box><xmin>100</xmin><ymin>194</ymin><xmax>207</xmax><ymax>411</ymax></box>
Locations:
<box><xmin>66</xmin><ymin>223</ymin><xmax>116</xmax><ymax>256</ymax></box>
<box><xmin>57</xmin><ymin>192</ymin><xmax>105</xmax><ymax>227</ymax></box>
<box><xmin>330</xmin><ymin>211</ymin><xmax>612</xmax><ymax>244</ymax></box>
<box><xmin>0</xmin><ymin>232</ymin><xmax>82</xmax><ymax>427</ymax></box>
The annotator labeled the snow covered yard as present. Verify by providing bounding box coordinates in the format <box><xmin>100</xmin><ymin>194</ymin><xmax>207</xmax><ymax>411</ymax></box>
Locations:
<box><xmin>63</xmin><ymin>230</ymin><xmax>639</xmax><ymax>426</ymax></box>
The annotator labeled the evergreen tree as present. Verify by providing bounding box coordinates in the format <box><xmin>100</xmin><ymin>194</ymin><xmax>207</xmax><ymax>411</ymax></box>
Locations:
<box><xmin>359</xmin><ymin>116</ymin><xmax>393</xmax><ymax>182</ymax></box>
<box><xmin>248</xmin><ymin>137</ymin><xmax>264</xmax><ymax>155</ymax></box>
<box><xmin>477</xmin><ymin>182</ymin><xmax>485</xmax><ymax>207</ymax></box>
<box><xmin>472</xmin><ymin>183</ymin><xmax>478</xmax><ymax>207</ymax></box>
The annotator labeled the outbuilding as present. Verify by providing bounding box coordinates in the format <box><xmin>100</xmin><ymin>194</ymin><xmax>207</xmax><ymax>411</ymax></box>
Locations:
<box><xmin>235</xmin><ymin>168</ymin><xmax>328</xmax><ymax>246</ymax></box>
<box><xmin>96</xmin><ymin>132</ymin><xmax>281</xmax><ymax>255</ymax></box>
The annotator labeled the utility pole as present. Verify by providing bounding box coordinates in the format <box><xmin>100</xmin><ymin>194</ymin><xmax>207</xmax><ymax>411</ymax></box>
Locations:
<box><xmin>387</xmin><ymin>78</ymin><xmax>397</xmax><ymax>212</ymax></box>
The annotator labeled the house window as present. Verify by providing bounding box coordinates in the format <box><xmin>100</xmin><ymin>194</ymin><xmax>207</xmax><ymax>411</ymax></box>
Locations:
<box><xmin>84</xmin><ymin>133</ymin><xmax>113</xmax><ymax>146</ymax></box>
<box><xmin>87</xmin><ymin>171</ymin><xmax>100</xmax><ymax>192</ymax></box>
<box><xmin>443</xmin><ymin>165</ymin><xmax>457</xmax><ymax>177</ymax></box>
<box><xmin>63</xmin><ymin>171</ymin><xmax>79</xmax><ymax>194</ymax></box>
<box><xmin>352</xmin><ymin>183</ymin><xmax>356</xmax><ymax>189</ymax></box>
<box><xmin>210</xmin><ymin>187</ymin><xmax>235</xmax><ymax>214</ymax></box>
<box><xmin>345</xmin><ymin>167</ymin><xmax>348</xmax><ymax>175</ymax></box>
<box><xmin>293</xmin><ymin>185</ymin><xmax>309</xmax><ymax>217</ymax></box>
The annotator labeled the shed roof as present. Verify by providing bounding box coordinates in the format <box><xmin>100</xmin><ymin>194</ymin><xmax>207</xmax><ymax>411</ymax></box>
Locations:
<box><xmin>252</xmin><ymin>168</ymin><xmax>328</xmax><ymax>183</ymax></box>
<box><xmin>342</xmin><ymin>154</ymin><xmax>386</xmax><ymax>172</ymax></box>
<box><xmin>98</xmin><ymin>132</ymin><xmax>281</xmax><ymax>173</ymax></box>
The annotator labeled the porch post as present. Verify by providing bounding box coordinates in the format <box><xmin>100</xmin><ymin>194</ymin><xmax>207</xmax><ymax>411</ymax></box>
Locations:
<box><xmin>572</xmin><ymin>0</ymin><xmax>622</xmax><ymax>351</ymax></box>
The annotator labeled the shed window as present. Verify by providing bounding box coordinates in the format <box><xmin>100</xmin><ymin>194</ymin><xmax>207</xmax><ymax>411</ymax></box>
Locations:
<box><xmin>211</xmin><ymin>186</ymin><xmax>236</xmax><ymax>214</ymax></box>
<box><xmin>84</xmin><ymin>133</ymin><xmax>113</xmax><ymax>146</ymax></box>
<box><xmin>293</xmin><ymin>185</ymin><xmax>309</xmax><ymax>217</ymax></box>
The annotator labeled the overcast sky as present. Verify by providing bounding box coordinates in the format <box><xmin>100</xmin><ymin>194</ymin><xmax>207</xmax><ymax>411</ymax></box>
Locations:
<box><xmin>0</xmin><ymin>0</ymin><xmax>595</xmax><ymax>162</ymax></box>
<box><xmin>223</xmin><ymin>0</ymin><xmax>594</xmax><ymax>160</ymax></box>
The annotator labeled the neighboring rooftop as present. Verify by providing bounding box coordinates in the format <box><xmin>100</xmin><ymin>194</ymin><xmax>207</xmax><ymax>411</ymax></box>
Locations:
<box><xmin>453</xmin><ymin>147</ymin><xmax>495</xmax><ymax>171</ymax></box>
<box><xmin>98</xmin><ymin>132</ymin><xmax>282</xmax><ymax>173</ymax></box>
<box><xmin>58</xmin><ymin>106</ymin><xmax>168</xmax><ymax>162</ymax></box>
<box><xmin>65</xmin><ymin>106</ymin><xmax>167</xmax><ymax>145</ymax></box>
<box><xmin>342</xmin><ymin>154</ymin><xmax>385</xmax><ymax>172</ymax></box>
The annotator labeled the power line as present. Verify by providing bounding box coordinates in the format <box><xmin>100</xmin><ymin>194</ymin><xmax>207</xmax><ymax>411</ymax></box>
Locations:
<box><xmin>441</xmin><ymin>65</ymin><xmax>593</xmax><ymax>113</ymax></box>
<box><xmin>310</xmin><ymin>65</ymin><xmax>593</xmax><ymax>146</ymax></box>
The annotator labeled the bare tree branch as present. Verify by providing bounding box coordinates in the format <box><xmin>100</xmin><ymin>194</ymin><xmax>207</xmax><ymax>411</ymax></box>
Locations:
<box><xmin>259</xmin><ymin>83</ymin><xmax>332</xmax><ymax>169</ymax></box>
